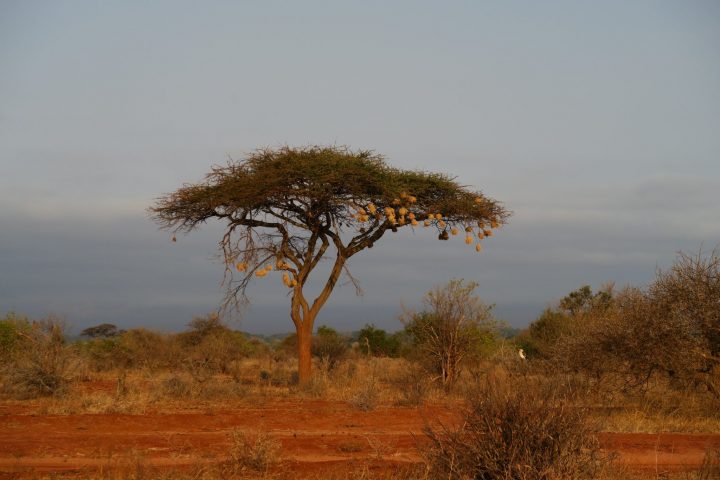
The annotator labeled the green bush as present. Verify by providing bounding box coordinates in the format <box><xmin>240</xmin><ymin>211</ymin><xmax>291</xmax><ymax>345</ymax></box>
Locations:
<box><xmin>356</xmin><ymin>324</ymin><xmax>401</xmax><ymax>357</ymax></box>
<box><xmin>311</xmin><ymin>326</ymin><xmax>347</xmax><ymax>369</ymax></box>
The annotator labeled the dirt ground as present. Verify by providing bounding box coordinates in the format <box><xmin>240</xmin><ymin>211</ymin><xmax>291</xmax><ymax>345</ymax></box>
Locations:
<box><xmin>1</xmin><ymin>399</ymin><xmax>719</xmax><ymax>478</ymax></box>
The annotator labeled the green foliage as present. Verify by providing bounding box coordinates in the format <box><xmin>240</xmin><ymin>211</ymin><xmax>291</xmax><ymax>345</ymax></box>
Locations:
<box><xmin>311</xmin><ymin>325</ymin><xmax>348</xmax><ymax>368</ymax></box>
<box><xmin>151</xmin><ymin>146</ymin><xmax>507</xmax><ymax>239</ymax></box>
<box><xmin>80</xmin><ymin>323</ymin><xmax>120</xmax><ymax>338</ymax></box>
<box><xmin>559</xmin><ymin>285</ymin><xmax>613</xmax><ymax>316</ymax></box>
<box><xmin>315</xmin><ymin>325</ymin><xmax>338</xmax><ymax>337</ymax></box>
<box><xmin>356</xmin><ymin>324</ymin><xmax>401</xmax><ymax>357</ymax></box>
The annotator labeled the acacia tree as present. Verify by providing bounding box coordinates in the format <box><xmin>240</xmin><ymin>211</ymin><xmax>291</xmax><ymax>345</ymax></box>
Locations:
<box><xmin>150</xmin><ymin>146</ymin><xmax>508</xmax><ymax>382</ymax></box>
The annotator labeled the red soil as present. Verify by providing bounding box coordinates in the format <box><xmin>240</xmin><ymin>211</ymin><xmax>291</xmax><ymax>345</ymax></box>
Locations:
<box><xmin>0</xmin><ymin>400</ymin><xmax>718</xmax><ymax>477</ymax></box>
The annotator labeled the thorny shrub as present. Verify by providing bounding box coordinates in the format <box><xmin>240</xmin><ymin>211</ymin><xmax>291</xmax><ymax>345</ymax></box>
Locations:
<box><xmin>423</xmin><ymin>374</ymin><xmax>609</xmax><ymax>480</ymax></box>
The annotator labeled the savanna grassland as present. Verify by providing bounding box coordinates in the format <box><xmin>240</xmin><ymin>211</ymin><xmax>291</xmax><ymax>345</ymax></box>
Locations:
<box><xmin>1</xmin><ymin>250</ymin><xmax>719</xmax><ymax>480</ymax></box>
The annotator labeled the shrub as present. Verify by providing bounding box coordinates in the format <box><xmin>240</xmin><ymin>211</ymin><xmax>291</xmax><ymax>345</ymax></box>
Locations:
<box><xmin>391</xmin><ymin>361</ymin><xmax>429</xmax><ymax>406</ymax></box>
<box><xmin>356</xmin><ymin>324</ymin><xmax>402</xmax><ymax>357</ymax></box>
<box><xmin>160</xmin><ymin>375</ymin><xmax>192</xmax><ymax>398</ymax></box>
<box><xmin>226</xmin><ymin>429</ymin><xmax>281</xmax><ymax>474</ymax></box>
<box><xmin>116</xmin><ymin>328</ymin><xmax>179</xmax><ymax>370</ymax></box>
<box><xmin>402</xmin><ymin>279</ymin><xmax>498</xmax><ymax>388</ymax></box>
<box><xmin>552</xmin><ymin>249</ymin><xmax>720</xmax><ymax>400</ymax></box>
<box><xmin>0</xmin><ymin>312</ymin><xmax>30</xmax><ymax>363</ymax></box>
<box><xmin>423</xmin><ymin>376</ymin><xmax>607</xmax><ymax>480</ymax></box>
<box><xmin>311</xmin><ymin>325</ymin><xmax>348</xmax><ymax>369</ymax></box>
<box><xmin>77</xmin><ymin>336</ymin><xmax>129</xmax><ymax>371</ymax></box>
<box><xmin>348</xmin><ymin>376</ymin><xmax>379</xmax><ymax>411</ymax></box>
<box><xmin>2</xmin><ymin>317</ymin><xmax>75</xmax><ymax>398</ymax></box>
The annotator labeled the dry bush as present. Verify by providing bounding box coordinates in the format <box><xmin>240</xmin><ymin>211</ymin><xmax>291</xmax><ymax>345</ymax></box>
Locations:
<box><xmin>347</xmin><ymin>377</ymin><xmax>379</xmax><ymax>411</ymax></box>
<box><xmin>402</xmin><ymin>279</ymin><xmax>498</xmax><ymax>389</ymax></box>
<box><xmin>550</xmin><ymin>249</ymin><xmax>720</xmax><ymax>402</ymax></box>
<box><xmin>103</xmin><ymin>328</ymin><xmax>181</xmax><ymax>371</ymax></box>
<box><xmin>225</xmin><ymin>429</ymin><xmax>281</xmax><ymax>475</ymax></box>
<box><xmin>1</xmin><ymin>317</ymin><xmax>77</xmax><ymax>398</ymax></box>
<box><xmin>389</xmin><ymin>360</ymin><xmax>430</xmax><ymax>406</ymax></box>
<box><xmin>178</xmin><ymin>313</ymin><xmax>252</xmax><ymax>374</ymax></box>
<box><xmin>599</xmin><ymin>383</ymin><xmax>720</xmax><ymax>433</ymax></box>
<box><xmin>698</xmin><ymin>448</ymin><xmax>720</xmax><ymax>480</ymax></box>
<box><xmin>423</xmin><ymin>375</ymin><xmax>609</xmax><ymax>480</ymax></box>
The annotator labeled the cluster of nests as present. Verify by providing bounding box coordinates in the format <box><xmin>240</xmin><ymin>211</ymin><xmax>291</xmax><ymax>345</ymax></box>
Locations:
<box><xmin>234</xmin><ymin>260</ymin><xmax>298</xmax><ymax>288</ymax></box>
<box><xmin>352</xmin><ymin>193</ymin><xmax>501</xmax><ymax>253</ymax></box>
<box><xmin>228</xmin><ymin>192</ymin><xmax>501</xmax><ymax>286</ymax></box>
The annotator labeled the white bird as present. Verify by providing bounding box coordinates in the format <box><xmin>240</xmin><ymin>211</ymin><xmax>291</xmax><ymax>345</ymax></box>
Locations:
<box><xmin>518</xmin><ymin>348</ymin><xmax>526</xmax><ymax>360</ymax></box>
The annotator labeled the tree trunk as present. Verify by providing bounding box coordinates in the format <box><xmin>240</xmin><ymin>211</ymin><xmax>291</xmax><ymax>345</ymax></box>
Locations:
<box><xmin>296</xmin><ymin>319</ymin><xmax>314</xmax><ymax>384</ymax></box>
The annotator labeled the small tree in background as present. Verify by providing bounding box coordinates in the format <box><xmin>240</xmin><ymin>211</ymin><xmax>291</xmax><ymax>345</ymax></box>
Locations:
<box><xmin>80</xmin><ymin>323</ymin><xmax>120</xmax><ymax>338</ymax></box>
<box><xmin>150</xmin><ymin>146</ymin><xmax>508</xmax><ymax>382</ymax></box>
<box><xmin>356</xmin><ymin>323</ymin><xmax>401</xmax><ymax>357</ymax></box>
<box><xmin>518</xmin><ymin>284</ymin><xmax>614</xmax><ymax>359</ymax></box>
<box><xmin>403</xmin><ymin>279</ymin><xmax>497</xmax><ymax>388</ymax></box>
<box><xmin>311</xmin><ymin>326</ymin><xmax>347</xmax><ymax>369</ymax></box>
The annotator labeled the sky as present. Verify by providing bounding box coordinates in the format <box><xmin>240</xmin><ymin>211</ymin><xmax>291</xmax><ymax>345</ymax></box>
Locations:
<box><xmin>1</xmin><ymin>1</ymin><xmax>719</xmax><ymax>334</ymax></box>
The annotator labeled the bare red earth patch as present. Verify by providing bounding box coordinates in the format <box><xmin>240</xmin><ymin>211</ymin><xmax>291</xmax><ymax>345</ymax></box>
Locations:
<box><xmin>0</xmin><ymin>400</ymin><xmax>717</xmax><ymax>477</ymax></box>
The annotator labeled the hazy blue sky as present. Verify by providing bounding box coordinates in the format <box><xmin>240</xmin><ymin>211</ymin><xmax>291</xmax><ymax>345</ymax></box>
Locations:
<box><xmin>1</xmin><ymin>1</ymin><xmax>719</xmax><ymax>334</ymax></box>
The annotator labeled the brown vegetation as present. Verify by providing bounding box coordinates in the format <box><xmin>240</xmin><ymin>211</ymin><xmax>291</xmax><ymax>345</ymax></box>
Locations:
<box><xmin>2</xmin><ymin>250</ymin><xmax>720</xmax><ymax>478</ymax></box>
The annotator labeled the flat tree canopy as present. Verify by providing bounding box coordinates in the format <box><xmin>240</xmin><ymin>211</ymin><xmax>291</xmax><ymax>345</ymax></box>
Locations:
<box><xmin>150</xmin><ymin>146</ymin><xmax>508</xmax><ymax>381</ymax></box>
